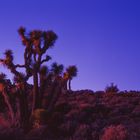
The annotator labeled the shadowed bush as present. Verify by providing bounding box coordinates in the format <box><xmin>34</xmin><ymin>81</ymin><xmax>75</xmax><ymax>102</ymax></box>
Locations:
<box><xmin>101</xmin><ymin>124</ymin><xmax>128</xmax><ymax>140</ymax></box>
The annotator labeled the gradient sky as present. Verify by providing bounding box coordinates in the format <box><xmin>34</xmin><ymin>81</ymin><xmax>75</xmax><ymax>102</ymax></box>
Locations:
<box><xmin>0</xmin><ymin>0</ymin><xmax>140</xmax><ymax>91</ymax></box>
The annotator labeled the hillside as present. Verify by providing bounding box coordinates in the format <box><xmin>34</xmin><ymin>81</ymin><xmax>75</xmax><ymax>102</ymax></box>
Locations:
<box><xmin>0</xmin><ymin>90</ymin><xmax>140</xmax><ymax>140</ymax></box>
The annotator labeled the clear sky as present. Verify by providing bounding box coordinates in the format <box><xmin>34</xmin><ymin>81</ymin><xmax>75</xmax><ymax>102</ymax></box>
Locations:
<box><xmin>0</xmin><ymin>0</ymin><xmax>140</xmax><ymax>91</ymax></box>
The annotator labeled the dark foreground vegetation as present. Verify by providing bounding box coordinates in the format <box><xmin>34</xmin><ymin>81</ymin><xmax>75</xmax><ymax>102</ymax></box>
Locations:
<box><xmin>0</xmin><ymin>27</ymin><xmax>140</xmax><ymax>140</ymax></box>
<box><xmin>0</xmin><ymin>90</ymin><xmax>140</xmax><ymax>140</ymax></box>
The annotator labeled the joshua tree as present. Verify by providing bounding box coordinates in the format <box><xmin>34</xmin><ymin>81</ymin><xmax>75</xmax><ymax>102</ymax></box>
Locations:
<box><xmin>66</xmin><ymin>65</ymin><xmax>78</xmax><ymax>90</ymax></box>
<box><xmin>51</xmin><ymin>62</ymin><xmax>64</xmax><ymax>81</ymax></box>
<box><xmin>0</xmin><ymin>49</ymin><xmax>30</xmax><ymax>128</ymax></box>
<box><xmin>17</xmin><ymin>27</ymin><xmax>57</xmax><ymax>110</ymax></box>
<box><xmin>0</xmin><ymin>27</ymin><xmax>57</xmax><ymax>111</ymax></box>
<box><xmin>0</xmin><ymin>73</ymin><xmax>15</xmax><ymax>126</ymax></box>
<box><xmin>0</xmin><ymin>27</ymin><xmax>79</xmax><ymax>129</ymax></box>
<box><xmin>44</xmin><ymin>62</ymin><xmax>64</xmax><ymax>112</ymax></box>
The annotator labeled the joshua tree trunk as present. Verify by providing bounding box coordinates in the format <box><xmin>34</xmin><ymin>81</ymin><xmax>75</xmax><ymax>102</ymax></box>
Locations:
<box><xmin>68</xmin><ymin>79</ymin><xmax>71</xmax><ymax>90</ymax></box>
<box><xmin>39</xmin><ymin>76</ymin><xmax>45</xmax><ymax>108</ymax></box>
<box><xmin>47</xmin><ymin>81</ymin><xmax>62</xmax><ymax>113</ymax></box>
<box><xmin>18</xmin><ymin>88</ymin><xmax>29</xmax><ymax>130</ymax></box>
<box><xmin>32</xmin><ymin>69</ymin><xmax>39</xmax><ymax>112</ymax></box>
<box><xmin>2</xmin><ymin>89</ymin><xmax>15</xmax><ymax>125</ymax></box>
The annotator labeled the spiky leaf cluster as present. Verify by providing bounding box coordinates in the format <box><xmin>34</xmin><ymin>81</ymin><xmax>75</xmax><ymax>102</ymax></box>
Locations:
<box><xmin>13</xmin><ymin>73</ymin><xmax>26</xmax><ymax>84</ymax></box>
<box><xmin>66</xmin><ymin>65</ymin><xmax>78</xmax><ymax>79</ymax></box>
<box><xmin>51</xmin><ymin>62</ymin><xmax>64</xmax><ymax>76</ymax></box>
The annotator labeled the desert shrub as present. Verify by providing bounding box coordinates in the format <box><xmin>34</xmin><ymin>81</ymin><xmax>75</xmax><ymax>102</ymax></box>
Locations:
<box><xmin>105</xmin><ymin>83</ymin><xmax>119</xmax><ymax>94</ymax></box>
<box><xmin>95</xmin><ymin>91</ymin><xmax>105</xmax><ymax>94</ymax></box>
<box><xmin>132</xmin><ymin>106</ymin><xmax>140</xmax><ymax>117</ymax></box>
<box><xmin>0</xmin><ymin>128</ymin><xmax>24</xmax><ymax>140</ymax></box>
<box><xmin>59</xmin><ymin>120</ymin><xmax>77</xmax><ymax>137</ymax></box>
<box><xmin>101</xmin><ymin>124</ymin><xmax>128</xmax><ymax>140</ymax></box>
<box><xmin>0</xmin><ymin>113</ymin><xmax>11</xmax><ymax>128</ymax></box>
<box><xmin>72</xmin><ymin>124</ymin><xmax>92</xmax><ymax>140</ymax></box>
<box><xmin>54</xmin><ymin>102</ymin><xmax>71</xmax><ymax>114</ymax></box>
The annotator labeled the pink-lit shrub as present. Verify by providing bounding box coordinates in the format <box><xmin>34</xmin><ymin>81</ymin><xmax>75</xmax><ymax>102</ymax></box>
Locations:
<box><xmin>101</xmin><ymin>124</ymin><xmax>128</xmax><ymax>140</ymax></box>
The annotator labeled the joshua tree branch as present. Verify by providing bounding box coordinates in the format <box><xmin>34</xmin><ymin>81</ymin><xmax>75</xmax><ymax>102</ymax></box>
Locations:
<box><xmin>41</xmin><ymin>59</ymin><xmax>48</xmax><ymax>64</ymax></box>
<box><xmin>41</xmin><ymin>56</ymin><xmax>51</xmax><ymax>64</ymax></box>
<box><xmin>42</xmin><ymin>43</ymin><xmax>49</xmax><ymax>54</ymax></box>
<box><xmin>15</xmin><ymin>64</ymin><xmax>25</xmax><ymax>68</ymax></box>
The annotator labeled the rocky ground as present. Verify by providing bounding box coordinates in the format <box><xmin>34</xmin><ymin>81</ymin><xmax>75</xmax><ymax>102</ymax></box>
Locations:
<box><xmin>0</xmin><ymin>90</ymin><xmax>140</xmax><ymax>140</ymax></box>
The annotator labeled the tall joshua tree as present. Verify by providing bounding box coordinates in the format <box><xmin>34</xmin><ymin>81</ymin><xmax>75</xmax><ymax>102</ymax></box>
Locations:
<box><xmin>0</xmin><ymin>27</ymin><xmax>57</xmax><ymax>111</ymax></box>
<box><xmin>66</xmin><ymin>65</ymin><xmax>78</xmax><ymax>90</ymax></box>
<box><xmin>18</xmin><ymin>27</ymin><xmax>57</xmax><ymax>110</ymax></box>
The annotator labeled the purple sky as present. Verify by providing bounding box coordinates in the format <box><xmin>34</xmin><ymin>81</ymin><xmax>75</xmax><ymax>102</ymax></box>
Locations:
<box><xmin>0</xmin><ymin>0</ymin><xmax>140</xmax><ymax>91</ymax></box>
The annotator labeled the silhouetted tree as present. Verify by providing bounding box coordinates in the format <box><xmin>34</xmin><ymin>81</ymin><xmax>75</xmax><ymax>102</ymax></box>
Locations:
<box><xmin>51</xmin><ymin>62</ymin><xmax>64</xmax><ymax>78</ymax></box>
<box><xmin>6</xmin><ymin>27</ymin><xmax>57</xmax><ymax>110</ymax></box>
<box><xmin>17</xmin><ymin>27</ymin><xmax>57</xmax><ymax>110</ymax></box>
<box><xmin>18</xmin><ymin>27</ymin><xmax>58</xmax><ymax>110</ymax></box>
<box><xmin>45</xmin><ymin>62</ymin><xmax>64</xmax><ymax>112</ymax></box>
<box><xmin>0</xmin><ymin>27</ymin><xmax>58</xmax><ymax>127</ymax></box>
<box><xmin>0</xmin><ymin>73</ymin><xmax>15</xmax><ymax>126</ymax></box>
<box><xmin>0</xmin><ymin>27</ymin><xmax>79</xmax><ymax>130</ymax></box>
<box><xmin>0</xmin><ymin>49</ymin><xmax>30</xmax><ymax>128</ymax></box>
<box><xmin>66</xmin><ymin>65</ymin><xmax>78</xmax><ymax>90</ymax></box>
